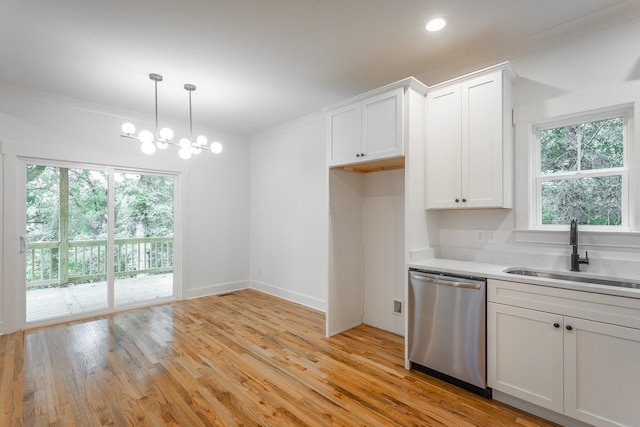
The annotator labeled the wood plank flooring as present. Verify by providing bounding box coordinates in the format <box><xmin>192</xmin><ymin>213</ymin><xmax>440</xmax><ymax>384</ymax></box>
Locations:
<box><xmin>1</xmin><ymin>289</ymin><xmax>559</xmax><ymax>426</ymax></box>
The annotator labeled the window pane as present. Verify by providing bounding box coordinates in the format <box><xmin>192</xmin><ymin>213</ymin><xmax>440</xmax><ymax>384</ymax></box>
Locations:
<box><xmin>68</xmin><ymin>168</ymin><xmax>109</xmax><ymax>241</ymax></box>
<box><xmin>540</xmin><ymin>117</ymin><xmax>624</xmax><ymax>174</ymax></box>
<box><xmin>541</xmin><ymin>176</ymin><xmax>622</xmax><ymax>225</ymax></box>
<box><xmin>26</xmin><ymin>165</ymin><xmax>59</xmax><ymax>243</ymax></box>
<box><xmin>540</xmin><ymin>127</ymin><xmax>578</xmax><ymax>173</ymax></box>
<box><xmin>580</xmin><ymin>117</ymin><xmax>624</xmax><ymax>170</ymax></box>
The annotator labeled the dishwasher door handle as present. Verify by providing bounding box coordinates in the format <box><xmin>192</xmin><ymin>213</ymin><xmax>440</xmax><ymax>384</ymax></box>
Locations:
<box><xmin>410</xmin><ymin>273</ymin><xmax>482</xmax><ymax>290</ymax></box>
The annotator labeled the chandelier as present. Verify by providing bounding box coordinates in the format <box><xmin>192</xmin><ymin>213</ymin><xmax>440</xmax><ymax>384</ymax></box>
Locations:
<box><xmin>121</xmin><ymin>73</ymin><xmax>223</xmax><ymax>160</ymax></box>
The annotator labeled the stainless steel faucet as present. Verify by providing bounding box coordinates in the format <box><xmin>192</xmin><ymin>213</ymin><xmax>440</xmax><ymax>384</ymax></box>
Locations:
<box><xmin>570</xmin><ymin>217</ymin><xmax>589</xmax><ymax>271</ymax></box>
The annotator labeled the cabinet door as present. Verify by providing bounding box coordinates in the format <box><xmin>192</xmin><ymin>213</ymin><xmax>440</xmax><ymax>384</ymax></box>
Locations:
<box><xmin>461</xmin><ymin>71</ymin><xmax>504</xmax><ymax>208</ymax></box>
<box><xmin>426</xmin><ymin>84</ymin><xmax>461</xmax><ymax>209</ymax></box>
<box><xmin>487</xmin><ymin>303</ymin><xmax>564</xmax><ymax>413</ymax></box>
<box><xmin>564</xmin><ymin>317</ymin><xmax>640</xmax><ymax>427</ymax></box>
<box><xmin>362</xmin><ymin>88</ymin><xmax>404</xmax><ymax>161</ymax></box>
<box><xmin>328</xmin><ymin>102</ymin><xmax>361</xmax><ymax>166</ymax></box>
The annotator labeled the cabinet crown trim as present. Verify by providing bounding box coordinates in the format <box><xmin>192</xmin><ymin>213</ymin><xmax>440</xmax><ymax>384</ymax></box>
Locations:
<box><xmin>322</xmin><ymin>77</ymin><xmax>428</xmax><ymax>112</ymax></box>
<box><xmin>428</xmin><ymin>61</ymin><xmax>516</xmax><ymax>91</ymax></box>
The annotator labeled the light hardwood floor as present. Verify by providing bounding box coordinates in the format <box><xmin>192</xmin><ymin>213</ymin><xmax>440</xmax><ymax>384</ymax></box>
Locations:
<box><xmin>1</xmin><ymin>289</ymin><xmax>559</xmax><ymax>426</ymax></box>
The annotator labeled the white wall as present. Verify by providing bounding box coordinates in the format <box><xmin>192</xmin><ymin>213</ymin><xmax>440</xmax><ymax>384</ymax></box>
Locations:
<box><xmin>420</xmin><ymin>16</ymin><xmax>640</xmax><ymax>273</ymax></box>
<box><xmin>180</xmin><ymin>131</ymin><xmax>251</xmax><ymax>299</ymax></box>
<box><xmin>362</xmin><ymin>169</ymin><xmax>405</xmax><ymax>335</ymax></box>
<box><xmin>326</xmin><ymin>167</ymin><xmax>407</xmax><ymax>337</ymax></box>
<box><xmin>249</xmin><ymin>114</ymin><xmax>328</xmax><ymax>311</ymax></box>
<box><xmin>0</xmin><ymin>86</ymin><xmax>250</xmax><ymax>333</ymax></box>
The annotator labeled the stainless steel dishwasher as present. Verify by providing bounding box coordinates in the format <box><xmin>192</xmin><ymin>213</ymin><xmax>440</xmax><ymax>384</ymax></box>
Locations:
<box><xmin>408</xmin><ymin>268</ymin><xmax>491</xmax><ymax>397</ymax></box>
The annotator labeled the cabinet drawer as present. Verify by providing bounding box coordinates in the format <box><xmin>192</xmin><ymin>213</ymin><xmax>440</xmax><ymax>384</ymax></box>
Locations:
<box><xmin>488</xmin><ymin>279</ymin><xmax>640</xmax><ymax>329</ymax></box>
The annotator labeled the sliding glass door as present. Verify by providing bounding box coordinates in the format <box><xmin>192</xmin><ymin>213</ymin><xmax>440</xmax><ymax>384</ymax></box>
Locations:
<box><xmin>113</xmin><ymin>172</ymin><xmax>174</xmax><ymax>306</ymax></box>
<box><xmin>24</xmin><ymin>161</ymin><xmax>176</xmax><ymax>324</ymax></box>
<box><xmin>25</xmin><ymin>165</ymin><xmax>109</xmax><ymax>322</ymax></box>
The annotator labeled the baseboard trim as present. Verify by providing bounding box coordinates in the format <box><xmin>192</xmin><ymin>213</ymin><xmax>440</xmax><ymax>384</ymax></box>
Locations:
<box><xmin>249</xmin><ymin>280</ymin><xmax>326</xmax><ymax>312</ymax></box>
<box><xmin>0</xmin><ymin>320</ymin><xmax>9</xmax><ymax>336</ymax></box>
<box><xmin>185</xmin><ymin>280</ymin><xmax>250</xmax><ymax>299</ymax></box>
<box><xmin>492</xmin><ymin>390</ymin><xmax>592</xmax><ymax>427</ymax></box>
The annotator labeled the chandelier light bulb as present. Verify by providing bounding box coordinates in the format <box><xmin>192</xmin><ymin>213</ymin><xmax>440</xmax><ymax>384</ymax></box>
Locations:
<box><xmin>196</xmin><ymin>135</ymin><xmax>207</xmax><ymax>146</ymax></box>
<box><xmin>191</xmin><ymin>146</ymin><xmax>202</xmax><ymax>155</ymax></box>
<box><xmin>122</xmin><ymin>122</ymin><xmax>136</xmax><ymax>134</ymax></box>
<box><xmin>138</xmin><ymin>130</ymin><xmax>154</xmax><ymax>144</ymax></box>
<box><xmin>179</xmin><ymin>138</ymin><xmax>190</xmax><ymax>149</ymax></box>
<box><xmin>210</xmin><ymin>141</ymin><xmax>223</xmax><ymax>154</ymax></box>
<box><xmin>178</xmin><ymin>147</ymin><xmax>192</xmax><ymax>159</ymax></box>
<box><xmin>141</xmin><ymin>141</ymin><xmax>157</xmax><ymax>155</ymax></box>
<box><xmin>156</xmin><ymin>140</ymin><xmax>169</xmax><ymax>149</ymax></box>
<box><xmin>159</xmin><ymin>127</ymin><xmax>174</xmax><ymax>140</ymax></box>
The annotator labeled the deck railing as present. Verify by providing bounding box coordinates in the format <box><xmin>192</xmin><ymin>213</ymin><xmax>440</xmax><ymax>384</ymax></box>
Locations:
<box><xmin>26</xmin><ymin>237</ymin><xmax>173</xmax><ymax>288</ymax></box>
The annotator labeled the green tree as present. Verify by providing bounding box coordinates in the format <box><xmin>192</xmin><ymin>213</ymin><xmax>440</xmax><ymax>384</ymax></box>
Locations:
<box><xmin>26</xmin><ymin>166</ymin><xmax>175</xmax><ymax>285</ymax></box>
<box><xmin>114</xmin><ymin>174</ymin><xmax>174</xmax><ymax>238</ymax></box>
<box><xmin>539</xmin><ymin>116</ymin><xmax>623</xmax><ymax>225</ymax></box>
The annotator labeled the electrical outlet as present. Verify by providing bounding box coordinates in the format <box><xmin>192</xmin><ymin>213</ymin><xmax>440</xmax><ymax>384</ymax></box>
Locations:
<box><xmin>393</xmin><ymin>300</ymin><xmax>402</xmax><ymax>315</ymax></box>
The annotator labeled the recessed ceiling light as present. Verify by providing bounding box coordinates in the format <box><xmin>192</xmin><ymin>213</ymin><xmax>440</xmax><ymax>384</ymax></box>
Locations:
<box><xmin>426</xmin><ymin>18</ymin><xmax>446</xmax><ymax>32</ymax></box>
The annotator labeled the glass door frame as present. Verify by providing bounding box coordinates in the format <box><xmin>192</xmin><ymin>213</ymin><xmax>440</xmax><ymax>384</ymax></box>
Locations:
<box><xmin>17</xmin><ymin>157</ymin><xmax>181</xmax><ymax>329</ymax></box>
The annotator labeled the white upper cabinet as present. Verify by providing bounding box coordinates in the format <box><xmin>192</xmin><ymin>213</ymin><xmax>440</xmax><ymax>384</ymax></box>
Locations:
<box><xmin>426</xmin><ymin>63</ymin><xmax>515</xmax><ymax>209</ymax></box>
<box><xmin>327</xmin><ymin>102</ymin><xmax>362</xmax><ymax>166</ymax></box>
<box><xmin>327</xmin><ymin>79</ymin><xmax>427</xmax><ymax>169</ymax></box>
<box><xmin>425</xmin><ymin>84</ymin><xmax>462</xmax><ymax>208</ymax></box>
<box><xmin>361</xmin><ymin>89</ymin><xmax>403</xmax><ymax>161</ymax></box>
<box><xmin>328</xmin><ymin>87</ymin><xmax>403</xmax><ymax>167</ymax></box>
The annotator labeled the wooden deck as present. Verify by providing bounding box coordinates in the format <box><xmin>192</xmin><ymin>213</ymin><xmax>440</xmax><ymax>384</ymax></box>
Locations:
<box><xmin>1</xmin><ymin>289</ymin><xmax>560</xmax><ymax>426</ymax></box>
<box><xmin>26</xmin><ymin>274</ymin><xmax>174</xmax><ymax>322</ymax></box>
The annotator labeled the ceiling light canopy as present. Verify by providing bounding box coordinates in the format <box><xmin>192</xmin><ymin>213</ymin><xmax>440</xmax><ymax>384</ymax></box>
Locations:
<box><xmin>426</xmin><ymin>17</ymin><xmax>446</xmax><ymax>32</ymax></box>
<box><xmin>121</xmin><ymin>73</ymin><xmax>222</xmax><ymax>159</ymax></box>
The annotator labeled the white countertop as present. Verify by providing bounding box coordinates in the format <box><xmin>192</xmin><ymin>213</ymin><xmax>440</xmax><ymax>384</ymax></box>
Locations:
<box><xmin>408</xmin><ymin>258</ymin><xmax>640</xmax><ymax>300</ymax></box>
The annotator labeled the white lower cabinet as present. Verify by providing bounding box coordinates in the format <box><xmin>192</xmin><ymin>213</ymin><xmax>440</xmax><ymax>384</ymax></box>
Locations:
<box><xmin>488</xmin><ymin>279</ymin><xmax>640</xmax><ymax>427</ymax></box>
<box><xmin>564</xmin><ymin>317</ymin><xmax>640</xmax><ymax>426</ymax></box>
<box><xmin>488</xmin><ymin>303</ymin><xmax>564</xmax><ymax>413</ymax></box>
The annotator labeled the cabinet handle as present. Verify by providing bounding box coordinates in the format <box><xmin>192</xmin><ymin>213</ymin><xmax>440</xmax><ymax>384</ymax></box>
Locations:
<box><xmin>553</xmin><ymin>323</ymin><xmax>560</xmax><ymax>328</ymax></box>
<box><xmin>356</xmin><ymin>153</ymin><xmax>361</xmax><ymax>157</ymax></box>
<box><xmin>566</xmin><ymin>325</ymin><xmax>573</xmax><ymax>331</ymax></box>
<box><xmin>462</xmin><ymin>198</ymin><xmax>467</xmax><ymax>203</ymax></box>
<box><xmin>360</xmin><ymin>153</ymin><xmax>365</xmax><ymax>157</ymax></box>
<box><xmin>455</xmin><ymin>198</ymin><xmax>460</xmax><ymax>203</ymax></box>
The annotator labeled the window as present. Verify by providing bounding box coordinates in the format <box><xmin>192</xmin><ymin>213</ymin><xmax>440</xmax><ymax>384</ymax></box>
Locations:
<box><xmin>533</xmin><ymin>106</ymin><xmax>630</xmax><ymax>229</ymax></box>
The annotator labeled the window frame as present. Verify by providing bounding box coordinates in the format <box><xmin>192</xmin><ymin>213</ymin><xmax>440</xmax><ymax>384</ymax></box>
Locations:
<box><xmin>531</xmin><ymin>105</ymin><xmax>632</xmax><ymax>231</ymax></box>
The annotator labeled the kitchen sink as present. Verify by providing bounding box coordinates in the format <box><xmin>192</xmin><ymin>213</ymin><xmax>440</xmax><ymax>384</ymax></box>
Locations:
<box><xmin>504</xmin><ymin>268</ymin><xmax>640</xmax><ymax>289</ymax></box>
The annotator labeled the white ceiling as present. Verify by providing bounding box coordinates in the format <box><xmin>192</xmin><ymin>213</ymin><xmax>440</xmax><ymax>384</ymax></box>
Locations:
<box><xmin>2</xmin><ymin>0</ymin><xmax>640</xmax><ymax>137</ymax></box>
